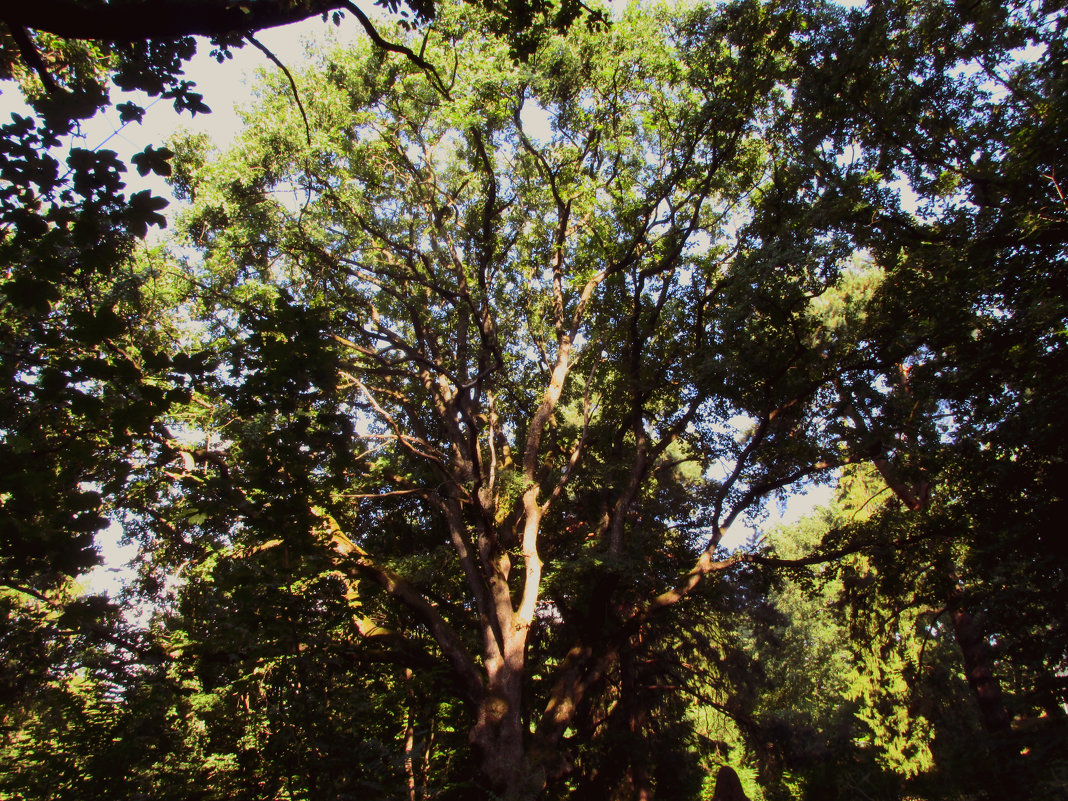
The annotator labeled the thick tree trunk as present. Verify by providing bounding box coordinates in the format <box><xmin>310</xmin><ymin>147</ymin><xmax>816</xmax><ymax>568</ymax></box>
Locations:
<box><xmin>621</xmin><ymin>647</ymin><xmax>653</xmax><ymax>801</ymax></box>
<box><xmin>470</xmin><ymin>729</ymin><xmax>546</xmax><ymax>800</ymax></box>
<box><xmin>947</xmin><ymin>585</ymin><xmax>1011</xmax><ymax>734</ymax></box>
<box><xmin>470</xmin><ymin>660</ymin><xmax>547</xmax><ymax>800</ymax></box>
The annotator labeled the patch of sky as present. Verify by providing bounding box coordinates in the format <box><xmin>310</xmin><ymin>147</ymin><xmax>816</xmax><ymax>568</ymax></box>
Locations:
<box><xmin>85</xmin><ymin>518</ymin><xmax>138</xmax><ymax>598</ymax></box>
<box><xmin>518</xmin><ymin>98</ymin><xmax>554</xmax><ymax>147</ymax></box>
<box><xmin>648</xmin><ymin>197</ymin><xmax>674</xmax><ymax>238</ymax></box>
<box><xmin>833</xmin><ymin>139</ymin><xmax>864</xmax><ymax>172</ymax></box>
<box><xmin>702</xmin><ymin>414</ymin><xmax>755</xmax><ymax>479</ymax></box>
<box><xmin>268</xmin><ymin>177</ymin><xmax>316</xmax><ymax>216</ymax></box>
<box><xmin>717</xmin><ymin>477</ymin><xmax>837</xmax><ymax>551</ymax></box>
<box><xmin>693</xmin><ymin>410</ymin><xmax>839</xmax><ymax>550</ymax></box>
<box><xmin>683</xmin><ymin>230</ymin><xmax>714</xmax><ymax>258</ymax></box>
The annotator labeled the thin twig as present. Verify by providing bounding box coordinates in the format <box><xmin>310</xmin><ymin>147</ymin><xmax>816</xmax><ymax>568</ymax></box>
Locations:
<box><xmin>1044</xmin><ymin>170</ymin><xmax>1068</xmax><ymax>210</ymax></box>
<box><xmin>246</xmin><ymin>33</ymin><xmax>312</xmax><ymax>145</ymax></box>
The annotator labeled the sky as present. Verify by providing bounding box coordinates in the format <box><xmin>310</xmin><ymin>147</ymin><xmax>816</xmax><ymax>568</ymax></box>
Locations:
<box><xmin>2</xmin><ymin>6</ymin><xmax>835</xmax><ymax>596</ymax></box>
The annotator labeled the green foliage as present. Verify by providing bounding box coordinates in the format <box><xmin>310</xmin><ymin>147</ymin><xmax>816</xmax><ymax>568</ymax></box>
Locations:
<box><xmin>2</xmin><ymin>0</ymin><xmax>1067</xmax><ymax>798</ymax></box>
<box><xmin>743</xmin><ymin>459</ymin><xmax>1068</xmax><ymax>800</ymax></box>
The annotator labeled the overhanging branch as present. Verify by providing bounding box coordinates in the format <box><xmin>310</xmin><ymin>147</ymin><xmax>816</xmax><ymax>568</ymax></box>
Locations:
<box><xmin>5</xmin><ymin>0</ymin><xmax>345</xmax><ymax>41</ymax></box>
<box><xmin>245</xmin><ymin>34</ymin><xmax>311</xmax><ymax>145</ymax></box>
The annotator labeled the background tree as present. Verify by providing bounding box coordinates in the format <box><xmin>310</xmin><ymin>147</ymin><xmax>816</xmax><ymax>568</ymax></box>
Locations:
<box><xmin>742</xmin><ymin>462</ymin><xmax>1066</xmax><ymax>800</ymax></box>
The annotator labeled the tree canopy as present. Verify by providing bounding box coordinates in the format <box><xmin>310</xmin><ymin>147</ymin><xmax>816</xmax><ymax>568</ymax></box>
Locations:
<box><xmin>1</xmin><ymin>1</ymin><xmax>1066</xmax><ymax>799</ymax></box>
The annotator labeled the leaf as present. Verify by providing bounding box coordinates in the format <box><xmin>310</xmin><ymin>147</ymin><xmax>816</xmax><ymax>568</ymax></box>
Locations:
<box><xmin>2</xmin><ymin>274</ymin><xmax>61</xmax><ymax>311</ymax></box>
<box><xmin>116</xmin><ymin>102</ymin><xmax>146</xmax><ymax>124</ymax></box>
<box><xmin>131</xmin><ymin>145</ymin><xmax>174</xmax><ymax>177</ymax></box>
<box><xmin>127</xmin><ymin>189</ymin><xmax>169</xmax><ymax>237</ymax></box>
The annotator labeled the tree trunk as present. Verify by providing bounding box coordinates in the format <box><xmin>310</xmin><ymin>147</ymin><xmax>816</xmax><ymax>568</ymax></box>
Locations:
<box><xmin>470</xmin><ymin>664</ymin><xmax>546</xmax><ymax>800</ymax></box>
<box><xmin>947</xmin><ymin>586</ymin><xmax>1011</xmax><ymax>734</ymax></box>
<box><xmin>621</xmin><ymin>646</ymin><xmax>653</xmax><ymax>801</ymax></box>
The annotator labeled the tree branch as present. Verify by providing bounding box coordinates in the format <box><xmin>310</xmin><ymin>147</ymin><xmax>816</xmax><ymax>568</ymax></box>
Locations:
<box><xmin>319</xmin><ymin>513</ymin><xmax>486</xmax><ymax>706</ymax></box>
<box><xmin>7</xmin><ymin>25</ymin><xmax>62</xmax><ymax>95</ymax></box>
<box><xmin>339</xmin><ymin>1</ymin><xmax>450</xmax><ymax>97</ymax></box>
<box><xmin>5</xmin><ymin>0</ymin><xmax>344</xmax><ymax>41</ymax></box>
<box><xmin>245</xmin><ymin>33</ymin><xmax>311</xmax><ymax>145</ymax></box>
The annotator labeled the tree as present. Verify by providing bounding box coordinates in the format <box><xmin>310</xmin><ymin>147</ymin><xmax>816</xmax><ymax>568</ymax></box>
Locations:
<box><xmin>0</xmin><ymin>0</ymin><xmax>605</xmax><ymax>608</ymax></box>
<box><xmin>742</xmin><ymin>457</ymin><xmax>1067</xmax><ymax>800</ymax></box>
<box><xmin>738</xmin><ymin>0</ymin><xmax>1066</xmax><ymax>781</ymax></box>
<box><xmin>135</xmin><ymin>2</ymin><xmax>966</xmax><ymax>796</ymax></box>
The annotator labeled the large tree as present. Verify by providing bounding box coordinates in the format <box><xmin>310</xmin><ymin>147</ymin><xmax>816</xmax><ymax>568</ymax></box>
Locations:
<box><xmin>131</xmin><ymin>2</ymin><xmax>963</xmax><ymax>796</ymax></box>
<box><xmin>0</xmin><ymin>0</ymin><xmax>600</xmax><ymax>755</ymax></box>
<box><xmin>129</xmin><ymin>2</ymin><xmax>854</xmax><ymax>795</ymax></box>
